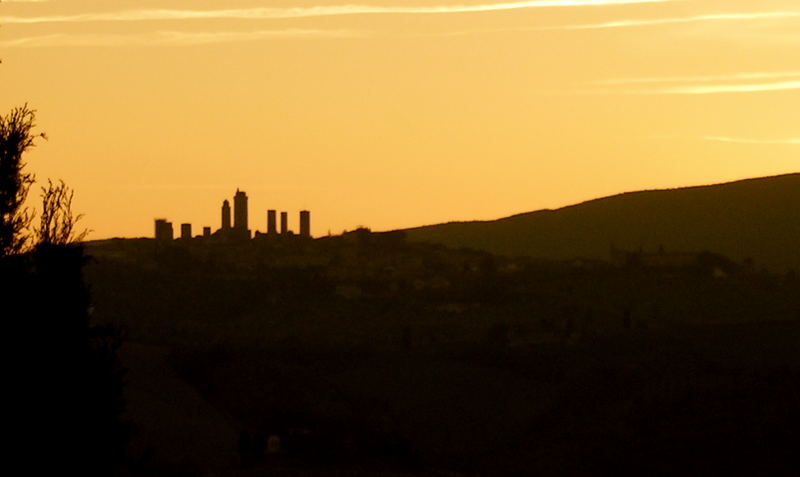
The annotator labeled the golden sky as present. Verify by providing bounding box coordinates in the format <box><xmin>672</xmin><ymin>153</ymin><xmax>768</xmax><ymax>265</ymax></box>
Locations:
<box><xmin>2</xmin><ymin>0</ymin><xmax>798</xmax><ymax>238</ymax></box>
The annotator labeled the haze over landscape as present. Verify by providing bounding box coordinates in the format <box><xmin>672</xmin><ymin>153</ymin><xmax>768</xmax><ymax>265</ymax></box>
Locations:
<box><xmin>2</xmin><ymin>0</ymin><xmax>799</xmax><ymax>238</ymax></box>
<box><xmin>5</xmin><ymin>2</ymin><xmax>800</xmax><ymax>476</ymax></box>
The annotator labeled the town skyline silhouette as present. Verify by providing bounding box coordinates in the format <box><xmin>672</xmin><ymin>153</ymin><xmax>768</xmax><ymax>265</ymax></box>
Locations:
<box><xmin>154</xmin><ymin>188</ymin><xmax>312</xmax><ymax>241</ymax></box>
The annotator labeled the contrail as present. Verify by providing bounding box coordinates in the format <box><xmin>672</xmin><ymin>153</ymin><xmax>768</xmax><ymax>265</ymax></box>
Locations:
<box><xmin>704</xmin><ymin>136</ymin><xmax>800</xmax><ymax>145</ymax></box>
<box><xmin>416</xmin><ymin>10</ymin><xmax>800</xmax><ymax>38</ymax></box>
<box><xmin>535</xmin><ymin>10</ymin><xmax>800</xmax><ymax>30</ymax></box>
<box><xmin>595</xmin><ymin>71</ymin><xmax>800</xmax><ymax>86</ymax></box>
<box><xmin>0</xmin><ymin>30</ymin><xmax>365</xmax><ymax>48</ymax></box>
<box><xmin>0</xmin><ymin>0</ymin><xmax>672</xmax><ymax>24</ymax></box>
<box><xmin>643</xmin><ymin>80</ymin><xmax>800</xmax><ymax>94</ymax></box>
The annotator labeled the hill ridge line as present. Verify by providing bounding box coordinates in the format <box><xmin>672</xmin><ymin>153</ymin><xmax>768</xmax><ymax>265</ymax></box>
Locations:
<box><xmin>402</xmin><ymin>173</ymin><xmax>799</xmax><ymax>230</ymax></box>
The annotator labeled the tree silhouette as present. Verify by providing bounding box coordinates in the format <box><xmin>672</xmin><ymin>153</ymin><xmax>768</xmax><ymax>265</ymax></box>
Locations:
<box><xmin>37</xmin><ymin>179</ymin><xmax>88</xmax><ymax>245</ymax></box>
<box><xmin>1</xmin><ymin>105</ymin><xmax>128</xmax><ymax>474</ymax></box>
<box><xmin>0</xmin><ymin>104</ymin><xmax>44</xmax><ymax>256</ymax></box>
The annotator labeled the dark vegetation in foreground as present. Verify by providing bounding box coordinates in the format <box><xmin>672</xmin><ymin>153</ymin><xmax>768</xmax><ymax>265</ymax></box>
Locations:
<box><xmin>86</xmin><ymin>231</ymin><xmax>800</xmax><ymax>475</ymax></box>
<box><xmin>4</xmin><ymin>243</ymin><xmax>129</xmax><ymax>475</ymax></box>
<box><xmin>2</xmin><ymin>105</ymin><xmax>127</xmax><ymax>475</ymax></box>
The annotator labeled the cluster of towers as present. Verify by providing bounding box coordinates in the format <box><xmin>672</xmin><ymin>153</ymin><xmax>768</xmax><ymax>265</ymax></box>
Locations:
<box><xmin>154</xmin><ymin>189</ymin><xmax>311</xmax><ymax>242</ymax></box>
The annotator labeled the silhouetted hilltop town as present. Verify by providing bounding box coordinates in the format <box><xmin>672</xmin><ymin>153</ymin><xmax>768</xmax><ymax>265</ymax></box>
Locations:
<box><xmin>154</xmin><ymin>189</ymin><xmax>311</xmax><ymax>242</ymax></box>
<box><xmin>80</xmin><ymin>176</ymin><xmax>800</xmax><ymax>476</ymax></box>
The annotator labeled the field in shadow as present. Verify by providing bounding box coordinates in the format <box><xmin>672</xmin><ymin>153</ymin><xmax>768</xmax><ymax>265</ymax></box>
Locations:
<box><xmin>85</xmin><ymin>236</ymin><xmax>800</xmax><ymax>475</ymax></box>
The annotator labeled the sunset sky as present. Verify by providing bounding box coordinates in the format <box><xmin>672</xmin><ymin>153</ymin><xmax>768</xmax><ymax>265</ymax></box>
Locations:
<box><xmin>1</xmin><ymin>0</ymin><xmax>798</xmax><ymax>238</ymax></box>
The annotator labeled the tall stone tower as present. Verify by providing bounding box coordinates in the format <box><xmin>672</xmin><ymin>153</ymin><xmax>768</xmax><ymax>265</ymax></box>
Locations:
<box><xmin>280</xmin><ymin>211</ymin><xmax>288</xmax><ymax>234</ymax></box>
<box><xmin>154</xmin><ymin>218</ymin><xmax>173</xmax><ymax>241</ymax></box>
<box><xmin>221</xmin><ymin>200</ymin><xmax>231</xmax><ymax>230</ymax></box>
<box><xmin>299</xmin><ymin>210</ymin><xmax>311</xmax><ymax>237</ymax></box>
<box><xmin>233</xmin><ymin>189</ymin><xmax>250</xmax><ymax>238</ymax></box>
<box><xmin>267</xmin><ymin>210</ymin><xmax>277</xmax><ymax>234</ymax></box>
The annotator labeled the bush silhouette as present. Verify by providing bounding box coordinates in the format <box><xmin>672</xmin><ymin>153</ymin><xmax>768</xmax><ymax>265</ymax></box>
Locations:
<box><xmin>1</xmin><ymin>105</ymin><xmax>128</xmax><ymax>474</ymax></box>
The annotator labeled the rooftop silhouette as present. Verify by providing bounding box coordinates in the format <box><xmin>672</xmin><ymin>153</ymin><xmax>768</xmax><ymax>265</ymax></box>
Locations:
<box><xmin>154</xmin><ymin>188</ymin><xmax>312</xmax><ymax>243</ymax></box>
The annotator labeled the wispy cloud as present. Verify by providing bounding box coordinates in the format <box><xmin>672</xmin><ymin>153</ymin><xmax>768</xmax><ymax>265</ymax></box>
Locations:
<box><xmin>415</xmin><ymin>10</ymin><xmax>800</xmax><ymax>38</ymax></box>
<box><xmin>0</xmin><ymin>30</ymin><xmax>363</xmax><ymax>48</ymax></box>
<box><xmin>638</xmin><ymin>80</ymin><xmax>800</xmax><ymax>94</ymax></box>
<box><xmin>588</xmin><ymin>71</ymin><xmax>800</xmax><ymax>95</ymax></box>
<box><xmin>704</xmin><ymin>136</ymin><xmax>800</xmax><ymax>145</ymax></box>
<box><xmin>0</xmin><ymin>0</ymin><xmax>671</xmax><ymax>24</ymax></box>
<box><xmin>535</xmin><ymin>10</ymin><xmax>800</xmax><ymax>30</ymax></box>
<box><xmin>596</xmin><ymin>71</ymin><xmax>800</xmax><ymax>85</ymax></box>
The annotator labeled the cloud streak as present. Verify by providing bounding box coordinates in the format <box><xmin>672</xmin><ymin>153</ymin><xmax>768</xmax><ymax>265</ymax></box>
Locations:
<box><xmin>589</xmin><ymin>71</ymin><xmax>800</xmax><ymax>95</ymax></box>
<box><xmin>0</xmin><ymin>30</ymin><xmax>363</xmax><ymax>48</ymax></box>
<box><xmin>704</xmin><ymin>136</ymin><xmax>800</xmax><ymax>145</ymax></box>
<box><xmin>639</xmin><ymin>80</ymin><xmax>800</xmax><ymax>94</ymax></box>
<box><xmin>595</xmin><ymin>71</ymin><xmax>800</xmax><ymax>85</ymax></box>
<box><xmin>0</xmin><ymin>0</ymin><xmax>671</xmax><ymax>24</ymax></box>
<box><xmin>414</xmin><ymin>10</ymin><xmax>800</xmax><ymax>38</ymax></box>
<box><xmin>535</xmin><ymin>10</ymin><xmax>800</xmax><ymax>30</ymax></box>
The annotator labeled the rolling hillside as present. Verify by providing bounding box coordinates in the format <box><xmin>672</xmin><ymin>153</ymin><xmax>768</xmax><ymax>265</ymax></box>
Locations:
<box><xmin>404</xmin><ymin>174</ymin><xmax>800</xmax><ymax>272</ymax></box>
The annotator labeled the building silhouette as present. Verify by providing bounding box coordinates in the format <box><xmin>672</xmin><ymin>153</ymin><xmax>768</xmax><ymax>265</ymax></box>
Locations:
<box><xmin>221</xmin><ymin>200</ymin><xmax>231</xmax><ymax>230</ymax></box>
<box><xmin>267</xmin><ymin>210</ymin><xmax>277</xmax><ymax>234</ymax></box>
<box><xmin>154</xmin><ymin>219</ymin><xmax>173</xmax><ymax>242</ymax></box>
<box><xmin>154</xmin><ymin>188</ymin><xmax>312</xmax><ymax>242</ymax></box>
<box><xmin>234</xmin><ymin>189</ymin><xmax>249</xmax><ymax>238</ymax></box>
<box><xmin>300</xmin><ymin>210</ymin><xmax>311</xmax><ymax>237</ymax></box>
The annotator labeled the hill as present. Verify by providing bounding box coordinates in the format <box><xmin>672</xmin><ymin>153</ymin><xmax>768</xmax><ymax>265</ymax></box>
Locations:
<box><xmin>403</xmin><ymin>174</ymin><xmax>800</xmax><ymax>272</ymax></box>
<box><xmin>81</xmin><ymin>198</ymin><xmax>800</xmax><ymax>475</ymax></box>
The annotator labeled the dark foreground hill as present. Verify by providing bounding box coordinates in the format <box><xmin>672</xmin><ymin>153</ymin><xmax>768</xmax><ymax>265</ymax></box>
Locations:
<box><xmin>82</xmin><ymin>229</ymin><xmax>800</xmax><ymax>475</ymax></box>
<box><xmin>404</xmin><ymin>174</ymin><xmax>800</xmax><ymax>272</ymax></box>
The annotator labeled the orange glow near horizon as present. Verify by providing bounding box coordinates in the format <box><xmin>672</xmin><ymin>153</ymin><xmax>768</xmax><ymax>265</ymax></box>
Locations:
<box><xmin>2</xmin><ymin>0</ymin><xmax>798</xmax><ymax>238</ymax></box>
